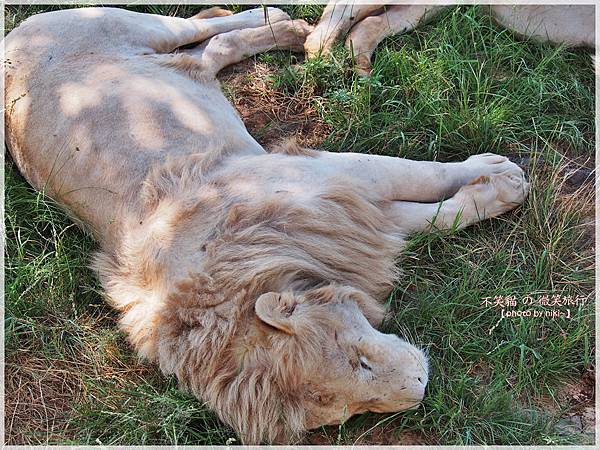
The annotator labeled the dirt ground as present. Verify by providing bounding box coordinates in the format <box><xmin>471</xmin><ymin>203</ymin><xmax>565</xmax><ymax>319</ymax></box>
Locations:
<box><xmin>542</xmin><ymin>368</ymin><xmax>596</xmax><ymax>443</ymax></box>
<box><xmin>218</xmin><ymin>58</ymin><xmax>331</xmax><ymax>149</ymax></box>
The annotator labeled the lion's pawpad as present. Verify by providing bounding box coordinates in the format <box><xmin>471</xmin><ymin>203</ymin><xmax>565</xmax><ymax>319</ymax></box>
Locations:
<box><xmin>459</xmin><ymin>166</ymin><xmax>529</xmax><ymax>220</ymax></box>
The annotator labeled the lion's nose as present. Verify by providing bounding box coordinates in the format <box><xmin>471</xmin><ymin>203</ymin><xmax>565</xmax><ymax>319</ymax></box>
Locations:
<box><xmin>410</xmin><ymin>374</ymin><xmax>427</xmax><ymax>399</ymax></box>
<box><xmin>416</xmin><ymin>374</ymin><xmax>428</xmax><ymax>386</ymax></box>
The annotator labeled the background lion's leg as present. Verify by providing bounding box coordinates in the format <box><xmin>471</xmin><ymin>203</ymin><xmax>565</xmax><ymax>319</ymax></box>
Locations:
<box><xmin>146</xmin><ymin>7</ymin><xmax>290</xmax><ymax>53</ymax></box>
<box><xmin>345</xmin><ymin>5</ymin><xmax>446</xmax><ymax>76</ymax></box>
<box><xmin>189</xmin><ymin>7</ymin><xmax>233</xmax><ymax>20</ymax></box>
<box><xmin>304</xmin><ymin>1</ymin><xmax>381</xmax><ymax>57</ymax></box>
<box><xmin>387</xmin><ymin>171</ymin><xmax>529</xmax><ymax>234</ymax></box>
<box><xmin>180</xmin><ymin>19</ymin><xmax>313</xmax><ymax>77</ymax></box>
<box><xmin>490</xmin><ymin>5</ymin><xmax>594</xmax><ymax>48</ymax></box>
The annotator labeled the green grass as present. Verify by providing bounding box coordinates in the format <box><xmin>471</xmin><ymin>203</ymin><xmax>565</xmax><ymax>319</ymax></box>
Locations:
<box><xmin>5</xmin><ymin>4</ymin><xmax>595</xmax><ymax>446</ymax></box>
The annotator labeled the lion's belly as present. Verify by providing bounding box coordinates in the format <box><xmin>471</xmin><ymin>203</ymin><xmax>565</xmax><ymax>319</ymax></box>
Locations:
<box><xmin>6</xmin><ymin>50</ymin><xmax>264</xmax><ymax>242</ymax></box>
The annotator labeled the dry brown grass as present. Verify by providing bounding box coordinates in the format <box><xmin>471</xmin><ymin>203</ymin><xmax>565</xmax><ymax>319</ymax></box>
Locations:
<box><xmin>4</xmin><ymin>310</ymin><xmax>156</xmax><ymax>445</ymax></box>
<box><xmin>6</xmin><ymin>356</ymin><xmax>81</xmax><ymax>444</ymax></box>
<box><xmin>218</xmin><ymin>59</ymin><xmax>332</xmax><ymax>149</ymax></box>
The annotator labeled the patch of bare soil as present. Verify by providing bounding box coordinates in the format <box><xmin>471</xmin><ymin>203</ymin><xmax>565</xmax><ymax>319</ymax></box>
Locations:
<box><xmin>507</xmin><ymin>148</ymin><xmax>595</xmax><ymax>193</ymax></box>
<box><xmin>304</xmin><ymin>415</ymin><xmax>431</xmax><ymax>445</ymax></box>
<box><xmin>217</xmin><ymin>58</ymin><xmax>331</xmax><ymax>149</ymax></box>
<box><xmin>509</xmin><ymin>148</ymin><xmax>595</xmax><ymax>256</ymax></box>
<box><xmin>5</xmin><ymin>347</ymin><xmax>156</xmax><ymax>445</ymax></box>
<box><xmin>536</xmin><ymin>368</ymin><xmax>595</xmax><ymax>444</ymax></box>
<box><xmin>521</xmin><ymin>149</ymin><xmax>595</xmax><ymax>446</ymax></box>
<box><xmin>4</xmin><ymin>312</ymin><xmax>153</xmax><ymax>445</ymax></box>
<box><xmin>557</xmin><ymin>157</ymin><xmax>595</xmax><ymax>257</ymax></box>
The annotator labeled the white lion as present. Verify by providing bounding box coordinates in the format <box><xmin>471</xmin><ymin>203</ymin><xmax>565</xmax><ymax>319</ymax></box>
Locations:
<box><xmin>4</xmin><ymin>7</ymin><xmax>528</xmax><ymax>443</ymax></box>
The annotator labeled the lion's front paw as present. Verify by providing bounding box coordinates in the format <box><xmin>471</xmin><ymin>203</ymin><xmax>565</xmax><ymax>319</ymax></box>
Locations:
<box><xmin>282</xmin><ymin>20</ymin><xmax>316</xmax><ymax>52</ymax></box>
<box><xmin>456</xmin><ymin>167</ymin><xmax>529</xmax><ymax>219</ymax></box>
<box><xmin>491</xmin><ymin>168</ymin><xmax>530</xmax><ymax>207</ymax></box>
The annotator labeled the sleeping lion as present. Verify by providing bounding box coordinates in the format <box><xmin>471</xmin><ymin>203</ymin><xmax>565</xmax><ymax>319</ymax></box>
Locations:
<box><xmin>4</xmin><ymin>6</ymin><xmax>529</xmax><ymax>443</ymax></box>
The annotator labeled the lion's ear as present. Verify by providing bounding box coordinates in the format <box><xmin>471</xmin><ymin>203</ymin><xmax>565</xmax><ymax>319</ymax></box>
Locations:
<box><xmin>255</xmin><ymin>292</ymin><xmax>299</xmax><ymax>335</ymax></box>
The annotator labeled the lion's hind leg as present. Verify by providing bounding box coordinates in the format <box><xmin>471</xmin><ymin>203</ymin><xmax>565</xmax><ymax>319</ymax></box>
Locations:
<box><xmin>144</xmin><ymin>7</ymin><xmax>290</xmax><ymax>53</ymax></box>
<box><xmin>177</xmin><ymin>19</ymin><xmax>314</xmax><ymax>78</ymax></box>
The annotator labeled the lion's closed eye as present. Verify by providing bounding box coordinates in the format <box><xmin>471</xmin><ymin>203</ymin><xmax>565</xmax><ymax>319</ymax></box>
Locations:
<box><xmin>359</xmin><ymin>356</ymin><xmax>372</xmax><ymax>371</ymax></box>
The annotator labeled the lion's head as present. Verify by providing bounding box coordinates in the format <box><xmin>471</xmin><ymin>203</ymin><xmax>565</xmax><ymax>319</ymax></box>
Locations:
<box><xmin>218</xmin><ymin>284</ymin><xmax>429</xmax><ymax>443</ymax></box>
